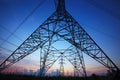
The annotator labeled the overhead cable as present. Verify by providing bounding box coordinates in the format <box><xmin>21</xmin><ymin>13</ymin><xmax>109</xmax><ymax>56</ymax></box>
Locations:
<box><xmin>81</xmin><ymin>22</ymin><xmax>120</xmax><ymax>41</ymax></box>
<box><xmin>0</xmin><ymin>37</ymin><xmax>18</xmax><ymax>47</ymax></box>
<box><xmin>0</xmin><ymin>0</ymin><xmax>47</xmax><ymax>47</ymax></box>
<box><xmin>85</xmin><ymin>0</ymin><xmax>120</xmax><ymax>21</ymax></box>
<box><xmin>0</xmin><ymin>24</ymin><xmax>23</xmax><ymax>41</ymax></box>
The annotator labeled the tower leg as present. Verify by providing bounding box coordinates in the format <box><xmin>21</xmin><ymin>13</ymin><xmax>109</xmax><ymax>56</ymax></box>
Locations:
<box><xmin>63</xmin><ymin>46</ymin><xmax>87</xmax><ymax>77</ymax></box>
<box><xmin>59</xmin><ymin>53</ymin><xmax>64</xmax><ymax>76</ymax></box>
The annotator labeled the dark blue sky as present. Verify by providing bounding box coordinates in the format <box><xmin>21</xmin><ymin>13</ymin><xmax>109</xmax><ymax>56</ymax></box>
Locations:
<box><xmin>0</xmin><ymin>0</ymin><xmax>120</xmax><ymax>74</ymax></box>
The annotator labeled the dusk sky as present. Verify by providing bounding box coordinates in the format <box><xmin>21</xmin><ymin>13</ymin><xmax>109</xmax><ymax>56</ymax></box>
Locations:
<box><xmin>0</xmin><ymin>0</ymin><xmax>120</xmax><ymax>76</ymax></box>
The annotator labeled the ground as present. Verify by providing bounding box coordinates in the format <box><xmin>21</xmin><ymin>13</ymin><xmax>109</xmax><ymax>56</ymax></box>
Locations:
<box><xmin>0</xmin><ymin>73</ymin><xmax>119</xmax><ymax>80</ymax></box>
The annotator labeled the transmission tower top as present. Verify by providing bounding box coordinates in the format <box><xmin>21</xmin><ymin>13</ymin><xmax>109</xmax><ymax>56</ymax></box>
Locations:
<box><xmin>56</xmin><ymin>0</ymin><xmax>66</xmax><ymax>14</ymax></box>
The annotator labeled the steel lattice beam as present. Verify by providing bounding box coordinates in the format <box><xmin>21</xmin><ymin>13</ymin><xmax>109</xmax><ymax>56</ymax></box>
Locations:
<box><xmin>0</xmin><ymin>0</ymin><xmax>119</xmax><ymax>79</ymax></box>
<box><xmin>40</xmin><ymin>10</ymin><xmax>119</xmax><ymax>72</ymax></box>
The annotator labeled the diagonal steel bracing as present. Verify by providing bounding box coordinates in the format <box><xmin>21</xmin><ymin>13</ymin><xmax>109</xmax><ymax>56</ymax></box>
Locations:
<box><xmin>40</xmin><ymin>10</ymin><xmax>119</xmax><ymax>73</ymax></box>
<box><xmin>63</xmin><ymin>45</ymin><xmax>87</xmax><ymax>77</ymax></box>
<box><xmin>39</xmin><ymin>44</ymin><xmax>87</xmax><ymax>77</ymax></box>
<box><xmin>0</xmin><ymin>0</ymin><xmax>119</xmax><ymax>79</ymax></box>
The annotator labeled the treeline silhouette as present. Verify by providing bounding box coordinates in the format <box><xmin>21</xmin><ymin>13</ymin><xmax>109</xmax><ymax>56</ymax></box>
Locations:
<box><xmin>0</xmin><ymin>73</ymin><xmax>119</xmax><ymax>80</ymax></box>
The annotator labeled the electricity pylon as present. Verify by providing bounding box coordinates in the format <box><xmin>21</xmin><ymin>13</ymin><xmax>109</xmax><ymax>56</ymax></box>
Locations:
<box><xmin>0</xmin><ymin>0</ymin><xmax>119</xmax><ymax>78</ymax></box>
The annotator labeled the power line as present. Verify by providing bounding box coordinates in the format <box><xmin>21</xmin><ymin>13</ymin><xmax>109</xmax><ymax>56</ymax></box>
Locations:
<box><xmin>0</xmin><ymin>24</ymin><xmax>23</xmax><ymax>41</ymax></box>
<box><xmin>78</xmin><ymin>0</ymin><xmax>120</xmax><ymax>40</ymax></box>
<box><xmin>0</xmin><ymin>47</ymin><xmax>13</xmax><ymax>53</ymax></box>
<box><xmin>85</xmin><ymin>0</ymin><xmax>120</xmax><ymax>21</ymax></box>
<box><xmin>80</xmin><ymin>22</ymin><xmax>120</xmax><ymax>41</ymax></box>
<box><xmin>0</xmin><ymin>0</ymin><xmax>47</xmax><ymax>47</ymax></box>
<box><xmin>0</xmin><ymin>37</ymin><xmax>18</xmax><ymax>47</ymax></box>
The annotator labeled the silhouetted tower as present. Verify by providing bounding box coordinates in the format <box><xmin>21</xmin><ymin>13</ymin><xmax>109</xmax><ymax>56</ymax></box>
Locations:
<box><xmin>59</xmin><ymin>53</ymin><xmax>64</xmax><ymax>76</ymax></box>
<box><xmin>0</xmin><ymin>0</ymin><xmax>119</xmax><ymax>79</ymax></box>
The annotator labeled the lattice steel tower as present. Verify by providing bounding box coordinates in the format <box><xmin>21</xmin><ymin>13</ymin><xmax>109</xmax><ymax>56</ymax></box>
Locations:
<box><xmin>0</xmin><ymin>0</ymin><xmax>119</xmax><ymax>79</ymax></box>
